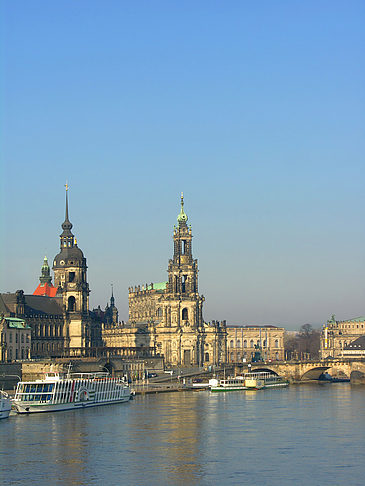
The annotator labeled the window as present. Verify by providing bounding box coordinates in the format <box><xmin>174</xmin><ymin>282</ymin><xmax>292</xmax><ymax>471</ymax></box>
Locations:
<box><xmin>205</xmin><ymin>352</ymin><xmax>209</xmax><ymax>362</ymax></box>
<box><xmin>9</xmin><ymin>333</ymin><xmax>12</xmax><ymax>343</ymax></box>
<box><xmin>244</xmin><ymin>340</ymin><xmax>247</xmax><ymax>348</ymax></box>
<box><xmin>16</xmin><ymin>349</ymin><xmax>19</xmax><ymax>360</ymax></box>
<box><xmin>16</xmin><ymin>334</ymin><xmax>18</xmax><ymax>343</ymax></box>
<box><xmin>182</xmin><ymin>275</ymin><xmax>187</xmax><ymax>293</ymax></box>
<box><xmin>237</xmin><ymin>340</ymin><xmax>241</xmax><ymax>348</ymax></box>
<box><xmin>156</xmin><ymin>308</ymin><xmax>162</xmax><ymax>318</ymax></box>
<box><xmin>182</xmin><ymin>308</ymin><xmax>188</xmax><ymax>320</ymax></box>
<box><xmin>69</xmin><ymin>272</ymin><xmax>75</xmax><ymax>282</ymax></box>
<box><xmin>68</xmin><ymin>296</ymin><xmax>76</xmax><ymax>312</ymax></box>
<box><xmin>26</xmin><ymin>334</ymin><xmax>30</xmax><ymax>343</ymax></box>
<box><xmin>182</xmin><ymin>240</ymin><xmax>186</xmax><ymax>254</ymax></box>
<box><xmin>230</xmin><ymin>340</ymin><xmax>234</xmax><ymax>348</ymax></box>
<box><xmin>275</xmin><ymin>339</ymin><xmax>279</xmax><ymax>348</ymax></box>
<box><xmin>250</xmin><ymin>340</ymin><xmax>254</xmax><ymax>348</ymax></box>
<box><xmin>21</xmin><ymin>334</ymin><xmax>24</xmax><ymax>343</ymax></box>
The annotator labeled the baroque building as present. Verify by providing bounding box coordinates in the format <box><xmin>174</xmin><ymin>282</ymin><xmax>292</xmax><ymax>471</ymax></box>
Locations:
<box><xmin>103</xmin><ymin>194</ymin><xmax>227</xmax><ymax>367</ymax></box>
<box><xmin>226</xmin><ymin>325</ymin><xmax>285</xmax><ymax>363</ymax></box>
<box><xmin>320</xmin><ymin>315</ymin><xmax>365</xmax><ymax>359</ymax></box>
<box><xmin>0</xmin><ymin>187</ymin><xmax>102</xmax><ymax>361</ymax></box>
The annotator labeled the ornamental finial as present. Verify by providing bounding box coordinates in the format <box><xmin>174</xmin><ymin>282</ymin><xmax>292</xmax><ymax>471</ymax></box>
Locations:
<box><xmin>177</xmin><ymin>192</ymin><xmax>188</xmax><ymax>225</ymax></box>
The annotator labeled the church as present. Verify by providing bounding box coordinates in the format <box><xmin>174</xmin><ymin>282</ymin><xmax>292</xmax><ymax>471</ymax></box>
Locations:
<box><xmin>0</xmin><ymin>187</ymin><xmax>103</xmax><ymax>359</ymax></box>
<box><xmin>103</xmin><ymin>194</ymin><xmax>227</xmax><ymax>367</ymax></box>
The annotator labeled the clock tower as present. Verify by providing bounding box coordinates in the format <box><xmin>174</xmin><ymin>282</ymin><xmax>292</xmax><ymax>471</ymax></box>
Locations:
<box><xmin>53</xmin><ymin>185</ymin><xmax>90</xmax><ymax>355</ymax></box>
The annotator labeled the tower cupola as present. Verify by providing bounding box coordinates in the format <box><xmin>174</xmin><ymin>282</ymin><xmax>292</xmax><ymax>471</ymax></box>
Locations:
<box><xmin>40</xmin><ymin>256</ymin><xmax>52</xmax><ymax>285</ymax></box>
<box><xmin>177</xmin><ymin>192</ymin><xmax>188</xmax><ymax>226</ymax></box>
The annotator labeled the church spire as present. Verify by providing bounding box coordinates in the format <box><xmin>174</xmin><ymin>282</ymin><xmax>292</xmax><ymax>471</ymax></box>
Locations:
<box><xmin>177</xmin><ymin>192</ymin><xmax>188</xmax><ymax>226</ymax></box>
<box><xmin>60</xmin><ymin>182</ymin><xmax>74</xmax><ymax>249</ymax></box>
<box><xmin>110</xmin><ymin>284</ymin><xmax>115</xmax><ymax>307</ymax></box>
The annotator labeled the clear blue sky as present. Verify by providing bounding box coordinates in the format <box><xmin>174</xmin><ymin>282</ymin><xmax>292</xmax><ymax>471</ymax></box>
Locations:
<box><xmin>1</xmin><ymin>1</ymin><xmax>364</xmax><ymax>329</ymax></box>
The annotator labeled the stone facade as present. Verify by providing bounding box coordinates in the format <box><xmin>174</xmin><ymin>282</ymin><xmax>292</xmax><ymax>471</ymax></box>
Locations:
<box><xmin>226</xmin><ymin>325</ymin><xmax>285</xmax><ymax>363</ymax></box>
<box><xmin>103</xmin><ymin>195</ymin><xmax>227</xmax><ymax>367</ymax></box>
<box><xmin>320</xmin><ymin>315</ymin><xmax>365</xmax><ymax>359</ymax></box>
<box><xmin>0</xmin><ymin>317</ymin><xmax>31</xmax><ymax>362</ymax></box>
<box><xmin>0</xmin><ymin>188</ymin><xmax>103</xmax><ymax>362</ymax></box>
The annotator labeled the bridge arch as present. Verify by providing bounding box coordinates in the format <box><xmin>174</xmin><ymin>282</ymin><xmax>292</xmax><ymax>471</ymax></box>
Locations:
<box><xmin>249</xmin><ymin>367</ymin><xmax>279</xmax><ymax>376</ymax></box>
<box><xmin>300</xmin><ymin>367</ymin><xmax>330</xmax><ymax>380</ymax></box>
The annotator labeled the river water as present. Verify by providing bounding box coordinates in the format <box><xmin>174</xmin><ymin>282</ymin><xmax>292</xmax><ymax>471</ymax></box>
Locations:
<box><xmin>1</xmin><ymin>384</ymin><xmax>365</xmax><ymax>485</ymax></box>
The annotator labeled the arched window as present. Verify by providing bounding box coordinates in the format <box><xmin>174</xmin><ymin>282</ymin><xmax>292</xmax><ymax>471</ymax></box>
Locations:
<box><xmin>244</xmin><ymin>340</ymin><xmax>247</xmax><ymax>348</ymax></box>
<box><xmin>156</xmin><ymin>308</ymin><xmax>162</xmax><ymax>318</ymax></box>
<box><xmin>182</xmin><ymin>308</ymin><xmax>188</xmax><ymax>320</ymax></box>
<box><xmin>275</xmin><ymin>339</ymin><xmax>279</xmax><ymax>348</ymax></box>
<box><xmin>205</xmin><ymin>352</ymin><xmax>209</xmax><ymax>362</ymax></box>
<box><xmin>237</xmin><ymin>353</ymin><xmax>241</xmax><ymax>361</ymax></box>
<box><xmin>250</xmin><ymin>339</ymin><xmax>254</xmax><ymax>348</ymax></box>
<box><xmin>230</xmin><ymin>340</ymin><xmax>234</xmax><ymax>348</ymax></box>
<box><xmin>68</xmin><ymin>296</ymin><xmax>76</xmax><ymax>312</ymax></box>
<box><xmin>230</xmin><ymin>352</ymin><xmax>234</xmax><ymax>362</ymax></box>
<box><xmin>237</xmin><ymin>340</ymin><xmax>241</xmax><ymax>348</ymax></box>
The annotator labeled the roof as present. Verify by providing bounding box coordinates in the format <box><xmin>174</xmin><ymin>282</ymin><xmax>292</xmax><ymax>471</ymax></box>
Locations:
<box><xmin>0</xmin><ymin>292</ymin><xmax>63</xmax><ymax>317</ymax></box>
<box><xmin>2</xmin><ymin>317</ymin><xmax>31</xmax><ymax>329</ymax></box>
<box><xmin>227</xmin><ymin>325</ymin><xmax>281</xmax><ymax>329</ymax></box>
<box><xmin>33</xmin><ymin>282</ymin><xmax>58</xmax><ymax>297</ymax></box>
<box><xmin>344</xmin><ymin>336</ymin><xmax>365</xmax><ymax>350</ymax></box>
<box><xmin>339</xmin><ymin>317</ymin><xmax>365</xmax><ymax>323</ymax></box>
<box><xmin>147</xmin><ymin>282</ymin><xmax>167</xmax><ymax>291</ymax></box>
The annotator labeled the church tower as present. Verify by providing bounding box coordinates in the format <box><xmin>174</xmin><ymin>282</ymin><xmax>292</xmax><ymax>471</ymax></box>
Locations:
<box><xmin>166</xmin><ymin>193</ymin><xmax>203</xmax><ymax>328</ymax></box>
<box><xmin>53</xmin><ymin>185</ymin><xmax>90</xmax><ymax>354</ymax></box>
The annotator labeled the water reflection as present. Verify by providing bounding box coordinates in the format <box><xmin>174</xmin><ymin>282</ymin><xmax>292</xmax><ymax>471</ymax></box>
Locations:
<box><xmin>1</xmin><ymin>385</ymin><xmax>365</xmax><ymax>486</ymax></box>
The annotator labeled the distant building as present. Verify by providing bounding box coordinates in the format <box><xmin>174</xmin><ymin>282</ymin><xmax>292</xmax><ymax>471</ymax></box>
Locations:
<box><xmin>33</xmin><ymin>256</ymin><xmax>58</xmax><ymax>297</ymax></box>
<box><xmin>342</xmin><ymin>336</ymin><xmax>365</xmax><ymax>358</ymax></box>
<box><xmin>0</xmin><ymin>316</ymin><xmax>31</xmax><ymax>361</ymax></box>
<box><xmin>0</xmin><ymin>187</ymin><xmax>105</xmax><ymax>361</ymax></box>
<box><xmin>226</xmin><ymin>325</ymin><xmax>285</xmax><ymax>363</ymax></box>
<box><xmin>103</xmin><ymin>194</ymin><xmax>227</xmax><ymax>367</ymax></box>
<box><xmin>320</xmin><ymin>315</ymin><xmax>365</xmax><ymax>359</ymax></box>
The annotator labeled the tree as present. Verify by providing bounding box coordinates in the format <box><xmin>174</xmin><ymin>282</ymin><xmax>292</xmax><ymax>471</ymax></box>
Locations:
<box><xmin>284</xmin><ymin>325</ymin><xmax>321</xmax><ymax>360</ymax></box>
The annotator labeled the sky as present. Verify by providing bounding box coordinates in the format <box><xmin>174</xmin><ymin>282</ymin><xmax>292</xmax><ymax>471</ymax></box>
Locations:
<box><xmin>1</xmin><ymin>1</ymin><xmax>364</xmax><ymax>329</ymax></box>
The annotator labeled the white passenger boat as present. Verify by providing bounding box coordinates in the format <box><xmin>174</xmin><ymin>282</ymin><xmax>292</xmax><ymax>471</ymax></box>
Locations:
<box><xmin>209</xmin><ymin>372</ymin><xmax>288</xmax><ymax>392</ymax></box>
<box><xmin>13</xmin><ymin>371</ymin><xmax>131</xmax><ymax>414</ymax></box>
<box><xmin>209</xmin><ymin>376</ymin><xmax>247</xmax><ymax>392</ymax></box>
<box><xmin>244</xmin><ymin>371</ymin><xmax>289</xmax><ymax>390</ymax></box>
<box><xmin>0</xmin><ymin>390</ymin><xmax>12</xmax><ymax>419</ymax></box>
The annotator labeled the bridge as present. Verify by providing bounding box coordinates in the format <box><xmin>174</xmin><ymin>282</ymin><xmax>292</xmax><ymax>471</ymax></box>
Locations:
<box><xmin>232</xmin><ymin>358</ymin><xmax>365</xmax><ymax>383</ymax></box>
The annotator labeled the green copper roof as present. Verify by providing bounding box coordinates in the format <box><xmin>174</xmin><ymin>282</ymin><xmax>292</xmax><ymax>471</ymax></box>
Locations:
<box><xmin>3</xmin><ymin>317</ymin><xmax>31</xmax><ymax>329</ymax></box>
<box><xmin>340</xmin><ymin>316</ymin><xmax>365</xmax><ymax>323</ymax></box>
<box><xmin>177</xmin><ymin>192</ymin><xmax>188</xmax><ymax>224</ymax></box>
<box><xmin>147</xmin><ymin>282</ymin><xmax>167</xmax><ymax>291</ymax></box>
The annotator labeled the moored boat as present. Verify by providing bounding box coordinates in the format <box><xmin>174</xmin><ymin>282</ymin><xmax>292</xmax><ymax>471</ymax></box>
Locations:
<box><xmin>209</xmin><ymin>371</ymin><xmax>289</xmax><ymax>392</ymax></box>
<box><xmin>0</xmin><ymin>390</ymin><xmax>12</xmax><ymax>419</ymax></box>
<box><xmin>13</xmin><ymin>371</ymin><xmax>131</xmax><ymax>414</ymax></box>
<box><xmin>244</xmin><ymin>371</ymin><xmax>289</xmax><ymax>390</ymax></box>
<box><xmin>209</xmin><ymin>376</ymin><xmax>247</xmax><ymax>392</ymax></box>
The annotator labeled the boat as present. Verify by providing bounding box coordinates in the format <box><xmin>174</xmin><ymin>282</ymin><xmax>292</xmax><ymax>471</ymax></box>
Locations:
<box><xmin>244</xmin><ymin>371</ymin><xmax>289</xmax><ymax>390</ymax></box>
<box><xmin>0</xmin><ymin>390</ymin><xmax>12</xmax><ymax>419</ymax></box>
<box><xmin>209</xmin><ymin>371</ymin><xmax>288</xmax><ymax>392</ymax></box>
<box><xmin>209</xmin><ymin>376</ymin><xmax>247</xmax><ymax>392</ymax></box>
<box><xmin>12</xmin><ymin>371</ymin><xmax>131</xmax><ymax>414</ymax></box>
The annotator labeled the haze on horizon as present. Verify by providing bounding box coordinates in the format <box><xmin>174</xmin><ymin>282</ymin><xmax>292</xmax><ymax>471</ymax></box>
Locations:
<box><xmin>1</xmin><ymin>2</ymin><xmax>364</xmax><ymax>330</ymax></box>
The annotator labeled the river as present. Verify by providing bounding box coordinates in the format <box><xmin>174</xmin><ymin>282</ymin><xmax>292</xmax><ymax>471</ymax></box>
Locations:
<box><xmin>1</xmin><ymin>383</ymin><xmax>365</xmax><ymax>485</ymax></box>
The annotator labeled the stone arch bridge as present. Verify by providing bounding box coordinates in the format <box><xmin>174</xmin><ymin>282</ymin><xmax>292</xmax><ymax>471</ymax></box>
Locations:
<box><xmin>234</xmin><ymin>358</ymin><xmax>365</xmax><ymax>382</ymax></box>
